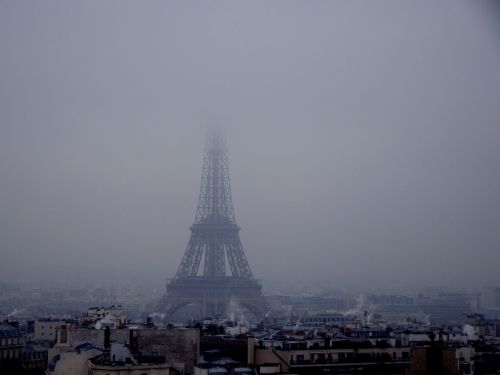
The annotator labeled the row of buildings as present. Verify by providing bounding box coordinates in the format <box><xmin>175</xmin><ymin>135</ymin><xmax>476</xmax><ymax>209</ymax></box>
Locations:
<box><xmin>1</xmin><ymin>301</ymin><xmax>499</xmax><ymax>374</ymax></box>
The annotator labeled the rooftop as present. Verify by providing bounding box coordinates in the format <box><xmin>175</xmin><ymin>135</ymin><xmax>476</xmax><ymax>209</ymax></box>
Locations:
<box><xmin>0</xmin><ymin>323</ymin><xmax>21</xmax><ymax>338</ymax></box>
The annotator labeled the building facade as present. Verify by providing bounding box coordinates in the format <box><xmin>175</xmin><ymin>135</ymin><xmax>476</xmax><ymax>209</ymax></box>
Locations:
<box><xmin>0</xmin><ymin>322</ymin><xmax>23</xmax><ymax>372</ymax></box>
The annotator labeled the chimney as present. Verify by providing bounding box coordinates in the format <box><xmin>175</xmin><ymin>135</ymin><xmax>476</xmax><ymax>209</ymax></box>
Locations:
<box><xmin>104</xmin><ymin>326</ymin><xmax>111</xmax><ymax>350</ymax></box>
<box><xmin>129</xmin><ymin>329</ymin><xmax>138</xmax><ymax>354</ymax></box>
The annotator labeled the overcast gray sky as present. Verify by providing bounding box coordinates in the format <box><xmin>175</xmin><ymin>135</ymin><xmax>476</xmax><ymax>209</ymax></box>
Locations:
<box><xmin>1</xmin><ymin>1</ymin><xmax>499</xmax><ymax>292</ymax></box>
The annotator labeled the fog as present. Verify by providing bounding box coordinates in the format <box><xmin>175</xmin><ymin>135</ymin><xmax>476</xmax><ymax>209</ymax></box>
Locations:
<box><xmin>1</xmin><ymin>1</ymin><xmax>499</xmax><ymax>293</ymax></box>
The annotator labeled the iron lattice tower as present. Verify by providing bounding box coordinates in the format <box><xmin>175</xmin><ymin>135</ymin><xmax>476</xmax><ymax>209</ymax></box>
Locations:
<box><xmin>160</xmin><ymin>131</ymin><xmax>267</xmax><ymax>321</ymax></box>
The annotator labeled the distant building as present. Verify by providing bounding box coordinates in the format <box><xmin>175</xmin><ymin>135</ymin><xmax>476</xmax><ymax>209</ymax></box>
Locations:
<box><xmin>480</xmin><ymin>287</ymin><xmax>500</xmax><ymax>310</ymax></box>
<box><xmin>415</xmin><ymin>293</ymin><xmax>471</xmax><ymax>324</ymax></box>
<box><xmin>34</xmin><ymin>319</ymin><xmax>67</xmax><ymax>341</ymax></box>
<box><xmin>81</xmin><ymin>305</ymin><xmax>128</xmax><ymax>328</ymax></box>
<box><xmin>301</xmin><ymin>313</ymin><xmax>351</xmax><ymax>327</ymax></box>
<box><xmin>463</xmin><ymin>313</ymin><xmax>494</xmax><ymax>338</ymax></box>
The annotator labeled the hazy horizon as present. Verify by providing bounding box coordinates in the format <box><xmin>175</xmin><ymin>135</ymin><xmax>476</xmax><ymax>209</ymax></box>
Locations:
<box><xmin>1</xmin><ymin>1</ymin><xmax>499</xmax><ymax>294</ymax></box>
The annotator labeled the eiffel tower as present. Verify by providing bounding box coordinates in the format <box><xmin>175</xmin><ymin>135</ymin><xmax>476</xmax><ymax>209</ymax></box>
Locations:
<box><xmin>160</xmin><ymin>131</ymin><xmax>267</xmax><ymax>322</ymax></box>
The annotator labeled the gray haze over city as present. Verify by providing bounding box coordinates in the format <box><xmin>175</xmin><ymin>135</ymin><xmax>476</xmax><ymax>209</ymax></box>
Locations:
<box><xmin>1</xmin><ymin>1</ymin><xmax>499</xmax><ymax>295</ymax></box>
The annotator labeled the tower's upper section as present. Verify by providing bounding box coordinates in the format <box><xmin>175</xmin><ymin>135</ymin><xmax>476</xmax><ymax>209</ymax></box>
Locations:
<box><xmin>194</xmin><ymin>130</ymin><xmax>237</xmax><ymax>226</ymax></box>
